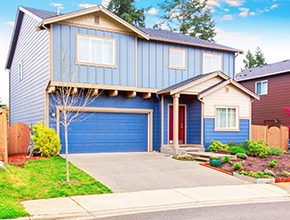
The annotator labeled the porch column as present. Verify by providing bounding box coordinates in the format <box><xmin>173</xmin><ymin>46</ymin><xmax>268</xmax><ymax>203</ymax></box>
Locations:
<box><xmin>173</xmin><ymin>93</ymin><xmax>180</xmax><ymax>149</ymax></box>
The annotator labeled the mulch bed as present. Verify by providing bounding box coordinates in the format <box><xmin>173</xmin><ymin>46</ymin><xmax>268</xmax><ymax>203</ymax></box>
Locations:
<box><xmin>8</xmin><ymin>154</ymin><xmax>46</xmax><ymax>168</ymax></box>
<box><xmin>209</xmin><ymin>154</ymin><xmax>290</xmax><ymax>179</ymax></box>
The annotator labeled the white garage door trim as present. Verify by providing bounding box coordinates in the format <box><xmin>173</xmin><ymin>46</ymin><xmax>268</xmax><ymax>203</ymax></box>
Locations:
<box><xmin>55</xmin><ymin>106</ymin><xmax>154</xmax><ymax>152</ymax></box>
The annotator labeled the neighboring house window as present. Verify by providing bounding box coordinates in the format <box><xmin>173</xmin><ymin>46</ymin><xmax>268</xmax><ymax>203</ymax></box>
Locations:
<box><xmin>169</xmin><ymin>47</ymin><xmax>186</xmax><ymax>70</ymax></box>
<box><xmin>76</xmin><ymin>34</ymin><xmax>116</xmax><ymax>68</ymax></box>
<box><xmin>256</xmin><ymin>80</ymin><xmax>268</xmax><ymax>95</ymax></box>
<box><xmin>216</xmin><ymin>107</ymin><xmax>238</xmax><ymax>129</ymax></box>
<box><xmin>203</xmin><ymin>52</ymin><xmax>222</xmax><ymax>74</ymax></box>
<box><xmin>19</xmin><ymin>62</ymin><xmax>23</xmax><ymax>81</ymax></box>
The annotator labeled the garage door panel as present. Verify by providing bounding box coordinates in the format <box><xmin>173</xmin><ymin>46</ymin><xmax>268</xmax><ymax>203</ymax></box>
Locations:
<box><xmin>60</xmin><ymin>112</ymin><xmax>148</xmax><ymax>154</ymax></box>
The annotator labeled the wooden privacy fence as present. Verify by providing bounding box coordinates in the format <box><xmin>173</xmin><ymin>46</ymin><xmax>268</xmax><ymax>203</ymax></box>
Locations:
<box><xmin>0</xmin><ymin>107</ymin><xmax>8</xmax><ymax>163</ymax></box>
<box><xmin>251</xmin><ymin>125</ymin><xmax>289</xmax><ymax>151</ymax></box>
<box><xmin>8</xmin><ymin>123</ymin><xmax>30</xmax><ymax>155</ymax></box>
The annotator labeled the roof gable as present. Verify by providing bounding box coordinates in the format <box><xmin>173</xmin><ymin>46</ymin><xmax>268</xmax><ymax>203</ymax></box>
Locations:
<box><xmin>157</xmin><ymin>71</ymin><xmax>259</xmax><ymax>100</ymax></box>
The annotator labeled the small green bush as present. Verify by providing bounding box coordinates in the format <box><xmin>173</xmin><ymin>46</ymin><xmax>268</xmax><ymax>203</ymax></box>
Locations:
<box><xmin>224</xmin><ymin>156</ymin><xmax>231</xmax><ymax>162</ymax></box>
<box><xmin>227</xmin><ymin>146</ymin><xmax>245</xmax><ymax>155</ymax></box>
<box><xmin>269</xmin><ymin>160</ymin><xmax>277</xmax><ymax>167</ymax></box>
<box><xmin>31</xmin><ymin>122</ymin><xmax>62</xmax><ymax>157</ymax></box>
<box><xmin>264</xmin><ymin>169</ymin><xmax>275</xmax><ymax>176</ymax></box>
<box><xmin>233</xmin><ymin>162</ymin><xmax>242</xmax><ymax>170</ymax></box>
<box><xmin>227</xmin><ymin>140</ymin><xmax>238</xmax><ymax>147</ymax></box>
<box><xmin>268</xmin><ymin>146</ymin><xmax>283</xmax><ymax>156</ymax></box>
<box><xmin>236</xmin><ymin>152</ymin><xmax>248</xmax><ymax>159</ymax></box>
<box><xmin>172</xmin><ymin>154</ymin><xmax>194</xmax><ymax>161</ymax></box>
<box><xmin>207</xmin><ymin>140</ymin><xmax>228</xmax><ymax>153</ymax></box>
<box><xmin>241</xmin><ymin>140</ymin><xmax>269</xmax><ymax>158</ymax></box>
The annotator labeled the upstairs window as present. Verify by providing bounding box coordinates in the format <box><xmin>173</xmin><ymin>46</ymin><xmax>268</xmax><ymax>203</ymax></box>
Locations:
<box><xmin>169</xmin><ymin>47</ymin><xmax>186</xmax><ymax>70</ymax></box>
<box><xmin>256</xmin><ymin>80</ymin><xmax>268</xmax><ymax>95</ymax></box>
<box><xmin>19</xmin><ymin>62</ymin><xmax>23</xmax><ymax>81</ymax></box>
<box><xmin>216</xmin><ymin>107</ymin><xmax>238</xmax><ymax>129</ymax></box>
<box><xmin>77</xmin><ymin>34</ymin><xmax>116</xmax><ymax>68</ymax></box>
<box><xmin>203</xmin><ymin>52</ymin><xmax>222</xmax><ymax>74</ymax></box>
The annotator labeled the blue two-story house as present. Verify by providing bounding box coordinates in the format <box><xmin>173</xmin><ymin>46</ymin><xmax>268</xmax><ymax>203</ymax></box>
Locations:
<box><xmin>6</xmin><ymin>5</ymin><xmax>259</xmax><ymax>154</ymax></box>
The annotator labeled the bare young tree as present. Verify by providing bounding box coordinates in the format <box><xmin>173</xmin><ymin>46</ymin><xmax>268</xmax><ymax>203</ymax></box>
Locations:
<box><xmin>49</xmin><ymin>48</ymin><xmax>103</xmax><ymax>182</ymax></box>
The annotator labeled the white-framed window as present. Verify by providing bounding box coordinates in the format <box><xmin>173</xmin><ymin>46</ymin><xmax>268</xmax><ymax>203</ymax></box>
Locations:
<box><xmin>169</xmin><ymin>47</ymin><xmax>186</xmax><ymax>69</ymax></box>
<box><xmin>18</xmin><ymin>62</ymin><xmax>23</xmax><ymax>81</ymax></box>
<box><xmin>77</xmin><ymin>34</ymin><xmax>116</xmax><ymax>68</ymax></box>
<box><xmin>216</xmin><ymin>107</ymin><xmax>238</xmax><ymax>129</ymax></box>
<box><xmin>255</xmin><ymin>80</ymin><xmax>268</xmax><ymax>95</ymax></box>
<box><xmin>203</xmin><ymin>52</ymin><xmax>222</xmax><ymax>74</ymax></box>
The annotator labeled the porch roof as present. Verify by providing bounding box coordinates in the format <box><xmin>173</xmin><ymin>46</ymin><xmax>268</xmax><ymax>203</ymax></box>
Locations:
<box><xmin>157</xmin><ymin>71</ymin><xmax>260</xmax><ymax>100</ymax></box>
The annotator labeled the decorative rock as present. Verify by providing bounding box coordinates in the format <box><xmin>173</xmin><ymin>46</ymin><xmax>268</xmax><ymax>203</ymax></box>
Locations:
<box><xmin>0</xmin><ymin>161</ymin><xmax>6</xmax><ymax>170</ymax></box>
<box><xmin>233</xmin><ymin>172</ymin><xmax>275</xmax><ymax>184</ymax></box>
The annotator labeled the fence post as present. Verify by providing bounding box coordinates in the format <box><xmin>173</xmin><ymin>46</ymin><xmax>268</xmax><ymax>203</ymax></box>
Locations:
<box><xmin>1</xmin><ymin>108</ymin><xmax>8</xmax><ymax>164</ymax></box>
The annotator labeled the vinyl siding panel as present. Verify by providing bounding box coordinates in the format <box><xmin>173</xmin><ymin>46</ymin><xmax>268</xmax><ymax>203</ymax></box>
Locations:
<box><xmin>10</xmin><ymin>13</ymin><xmax>49</xmax><ymax>126</ymax></box>
<box><xmin>137</xmin><ymin>39</ymin><xmax>235</xmax><ymax>89</ymax></box>
<box><xmin>52</xmin><ymin>24</ymin><xmax>136</xmax><ymax>86</ymax></box>
<box><xmin>239</xmin><ymin>72</ymin><xmax>290</xmax><ymax>126</ymax></box>
<box><xmin>204</xmin><ymin>119</ymin><xmax>249</xmax><ymax>149</ymax></box>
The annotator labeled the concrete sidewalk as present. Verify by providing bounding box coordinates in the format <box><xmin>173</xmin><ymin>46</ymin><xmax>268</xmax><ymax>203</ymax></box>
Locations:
<box><xmin>20</xmin><ymin>183</ymin><xmax>290</xmax><ymax>220</ymax></box>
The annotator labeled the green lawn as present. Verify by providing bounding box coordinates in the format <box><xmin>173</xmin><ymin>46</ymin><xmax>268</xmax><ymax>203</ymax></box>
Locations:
<box><xmin>0</xmin><ymin>157</ymin><xmax>112</xmax><ymax>219</ymax></box>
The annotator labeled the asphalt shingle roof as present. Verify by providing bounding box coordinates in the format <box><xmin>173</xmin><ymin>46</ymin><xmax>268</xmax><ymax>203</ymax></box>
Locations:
<box><xmin>136</xmin><ymin>27</ymin><xmax>239</xmax><ymax>51</ymax></box>
<box><xmin>21</xmin><ymin>6</ymin><xmax>240</xmax><ymax>52</ymax></box>
<box><xmin>21</xmin><ymin>6</ymin><xmax>59</xmax><ymax>19</ymax></box>
<box><xmin>236</xmin><ymin>59</ymin><xmax>290</xmax><ymax>81</ymax></box>
<box><xmin>158</xmin><ymin>72</ymin><xmax>216</xmax><ymax>93</ymax></box>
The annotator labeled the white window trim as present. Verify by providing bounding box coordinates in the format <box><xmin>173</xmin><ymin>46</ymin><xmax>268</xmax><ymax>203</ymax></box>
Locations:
<box><xmin>19</xmin><ymin>62</ymin><xmax>23</xmax><ymax>81</ymax></box>
<box><xmin>215</xmin><ymin>106</ymin><xmax>239</xmax><ymax>131</ymax></box>
<box><xmin>202</xmin><ymin>52</ymin><xmax>222</xmax><ymax>74</ymax></box>
<box><xmin>255</xmin><ymin>80</ymin><xmax>268</xmax><ymax>95</ymax></box>
<box><xmin>168</xmin><ymin>47</ymin><xmax>186</xmax><ymax>70</ymax></box>
<box><xmin>76</xmin><ymin>33</ymin><xmax>117</xmax><ymax>68</ymax></box>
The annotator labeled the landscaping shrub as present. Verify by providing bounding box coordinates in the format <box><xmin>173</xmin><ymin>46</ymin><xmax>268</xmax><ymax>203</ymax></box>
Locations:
<box><xmin>264</xmin><ymin>169</ymin><xmax>275</xmax><ymax>176</ymax></box>
<box><xmin>269</xmin><ymin>160</ymin><xmax>278</xmax><ymax>167</ymax></box>
<box><xmin>172</xmin><ymin>154</ymin><xmax>194</xmax><ymax>161</ymax></box>
<box><xmin>235</xmin><ymin>153</ymin><xmax>247</xmax><ymax>159</ymax></box>
<box><xmin>224</xmin><ymin>156</ymin><xmax>231</xmax><ymax>162</ymax></box>
<box><xmin>227</xmin><ymin>146</ymin><xmax>245</xmax><ymax>155</ymax></box>
<box><xmin>227</xmin><ymin>140</ymin><xmax>238</xmax><ymax>147</ymax></box>
<box><xmin>207</xmin><ymin>140</ymin><xmax>228</xmax><ymax>153</ymax></box>
<box><xmin>233</xmin><ymin>162</ymin><xmax>242</xmax><ymax>170</ymax></box>
<box><xmin>31</xmin><ymin>122</ymin><xmax>61</xmax><ymax>157</ymax></box>
<box><xmin>241</xmin><ymin>140</ymin><xmax>269</xmax><ymax>158</ymax></box>
<box><xmin>268</xmin><ymin>146</ymin><xmax>283</xmax><ymax>156</ymax></box>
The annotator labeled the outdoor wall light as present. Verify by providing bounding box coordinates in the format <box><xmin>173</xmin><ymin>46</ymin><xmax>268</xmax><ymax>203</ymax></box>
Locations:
<box><xmin>275</xmin><ymin>119</ymin><xmax>279</xmax><ymax>123</ymax></box>
<box><xmin>51</xmin><ymin>110</ymin><xmax>56</xmax><ymax>118</ymax></box>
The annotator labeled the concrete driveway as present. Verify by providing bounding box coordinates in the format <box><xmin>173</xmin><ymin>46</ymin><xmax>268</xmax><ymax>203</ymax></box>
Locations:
<box><xmin>65</xmin><ymin>152</ymin><xmax>247</xmax><ymax>193</ymax></box>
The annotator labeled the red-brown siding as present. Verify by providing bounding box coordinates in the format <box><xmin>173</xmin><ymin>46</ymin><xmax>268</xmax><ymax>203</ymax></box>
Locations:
<box><xmin>239</xmin><ymin>72</ymin><xmax>290</xmax><ymax>126</ymax></box>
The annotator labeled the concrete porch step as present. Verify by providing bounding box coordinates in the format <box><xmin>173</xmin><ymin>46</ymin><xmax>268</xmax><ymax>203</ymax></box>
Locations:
<box><xmin>188</xmin><ymin>151</ymin><xmax>237</xmax><ymax>161</ymax></box>
<box><xmin>184</xmin><ymin>147</ymin><xmax>205</xmax><ymax>153</ymax></box>
<box><xmin>192</xmin><ymin>156</ymin><xmax>209</xmax><ymax>162</ymax></box>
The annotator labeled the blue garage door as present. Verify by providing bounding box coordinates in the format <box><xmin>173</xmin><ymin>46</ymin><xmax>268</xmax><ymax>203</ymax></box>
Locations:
<box><xmin>59</xmin><ymin>112</ymin><xmax>148</xmax><ymax>153</ymax></box>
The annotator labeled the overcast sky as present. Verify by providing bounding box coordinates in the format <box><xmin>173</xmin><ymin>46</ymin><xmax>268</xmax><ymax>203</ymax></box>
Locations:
<box><xmin>1</xmin><ymin>0</ymin><xmax>289</xmax><ymax>101</ymax></box>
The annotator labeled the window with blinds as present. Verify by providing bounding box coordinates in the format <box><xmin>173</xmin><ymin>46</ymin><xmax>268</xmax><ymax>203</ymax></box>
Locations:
<box><xmin>203</xmin><ymin>53</ymin><xmax>221</xmax><ymax>74</ymax></box>
<box><xmin>216</xmin><ymin>107</ymin><xmax>238</xmax><ymax>129</ymax></box>
<box><xmin>77</xmin><ymin>34</ymin><xmax>116</xmax><ymax>67</ymax></box>
<box><xmin>169</xmin><ymin>48</ymin><xmax>186</xmax><ymax>69</ymax></box>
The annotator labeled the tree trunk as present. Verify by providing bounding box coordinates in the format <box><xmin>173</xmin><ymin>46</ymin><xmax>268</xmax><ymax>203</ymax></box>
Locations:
<box><xmin>65</xmin><ymin>125</ymin><xmax>69</xmax><ymax>182</ymax></box>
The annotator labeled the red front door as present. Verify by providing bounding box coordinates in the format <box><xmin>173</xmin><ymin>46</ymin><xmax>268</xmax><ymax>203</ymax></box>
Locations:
<box><xmin>169</xmin><ymin>105</ymin><xmax>185</xmax><ymax>144</ymax></box>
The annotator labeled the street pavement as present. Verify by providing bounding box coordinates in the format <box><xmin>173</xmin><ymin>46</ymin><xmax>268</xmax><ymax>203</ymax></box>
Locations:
<box><xmin>20</xmin><ymin>183</ymin><xmax>290</xmax><ymax>220</ymax></box>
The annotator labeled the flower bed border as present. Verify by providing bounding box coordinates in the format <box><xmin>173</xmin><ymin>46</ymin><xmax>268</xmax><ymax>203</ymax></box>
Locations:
<box><xmin>199</xmin><ymin>163</ymin><xmax>232</xmax><ymax>176</ymax></box>
<box><xmin>199</xmin><ymin>162</ymin><xmax>290</xmax><ymax>183</ymax></box>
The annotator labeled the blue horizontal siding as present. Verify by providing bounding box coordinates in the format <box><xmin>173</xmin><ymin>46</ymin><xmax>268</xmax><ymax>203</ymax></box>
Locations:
<box><xmin>204</xmin><ymin>118</ymin><xmax>250</xmax><ymax>150</ymax></box>
<box><xmin>49</xmin><ymin>92</ymin><xmax>160</xmax><ymax>151</ymax></box>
